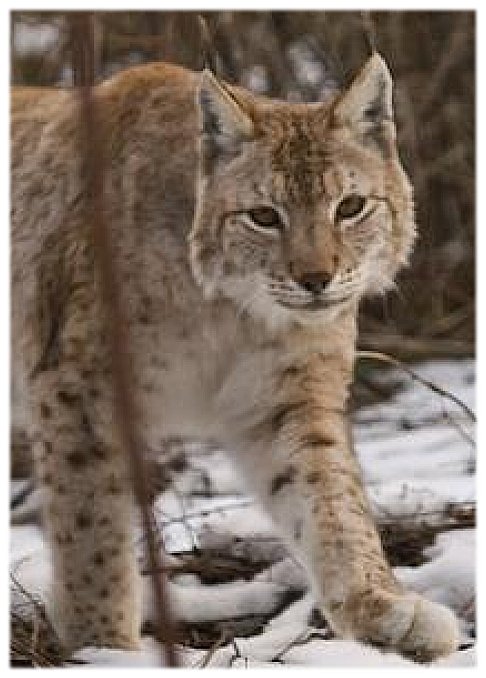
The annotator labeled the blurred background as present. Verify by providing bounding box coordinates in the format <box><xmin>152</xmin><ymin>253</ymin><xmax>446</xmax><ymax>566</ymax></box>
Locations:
<box><xmin>11</xmin><ymin>10</ymin><xmax>475</xmax><ymax>359</ymax></box>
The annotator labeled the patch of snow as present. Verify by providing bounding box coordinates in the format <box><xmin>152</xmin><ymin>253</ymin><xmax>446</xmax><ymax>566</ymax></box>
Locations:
<box><xmin>243</xmin><ymin>65</ymin><xmax>269</xmax><ymax>94</ymax></box>
<box><xmin>287</xmin><ymin>40</ymin><xmax>324</xmax><ymax>88</ymax></box>
<box><xmin>10</xmin><ymin>359</ymin><xmax>476</xmax><ymax>667</ymax></box>
<box><xmin>13</xmin><ymin>21</ymin><xmax>61</xmax><ymax>57</ymax></box>
<box><xmin>143</xmin><ymin>576</ymin><xmax>293</xmax><ymax>625</ymax></box>
<box><xmin>395</xmin><ymin>529</ymin><xmax>475</xmax><ymax>613</ymax></box>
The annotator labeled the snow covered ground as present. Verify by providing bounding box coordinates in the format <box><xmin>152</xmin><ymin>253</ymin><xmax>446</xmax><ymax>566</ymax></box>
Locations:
<box><xmin>10</xmin><ymin>359</ymin><xmax>476</xmax><ymax>667</ymax></box>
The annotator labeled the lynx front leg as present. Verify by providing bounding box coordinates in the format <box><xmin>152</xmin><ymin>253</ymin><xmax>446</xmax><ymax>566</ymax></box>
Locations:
<box><xmin>30</xmin><ymin>365</ymin><xmax>141</xmax><ymax>651</ymax></box>
<box><xmin>247</xmin><ymin>357</ymin><xmax>460</xmax><ymax>661</ymax></box>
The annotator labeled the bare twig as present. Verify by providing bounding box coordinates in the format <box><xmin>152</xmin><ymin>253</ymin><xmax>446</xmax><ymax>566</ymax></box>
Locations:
<box><xmin>271</xmin><ymin>629</ymin><xmax>332</xmax><ymax>663</ymax></box>
<box><xmin>197</xmin><ymin>14</ymin><xmax>220</xmax><ymax>74</ymax></box>
<box><xmin>356</xmin><ymin>350</ymin><xmax>476</xmax><ymax>422</ymax></box>
<box><xmin>358</xmin><ymin>333</ymin><xmax>474</xmax><ymax>360</ymax></box>
<box><xmin>68</xmin><ymin>13</ymin><xmax>177</xmax><ymax>666</ymax></box>
<box><xmin>360</xmin><ymin>11</ymin><xmax>377</xmax><ymax>54</ymax></box>
<box><xmin>417</xmin><ymin>16</ymin><xmax>471</xmax><ymax>116</ymax></box>
<box><xmin>198</xmin><ymin>629</ymin><xmax>227</xmax><ymax>667</ymax></box>
<box><xmin>440</xmin><ymin>405</ymin><xmax>476</xmax><ymax>450</ymax></box>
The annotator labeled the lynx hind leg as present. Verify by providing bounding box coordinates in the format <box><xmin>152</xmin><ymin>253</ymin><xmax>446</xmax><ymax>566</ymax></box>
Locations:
<box><xmin>32</xmin><ymin>367</ymin><xmax>141</xmax><ymax>651</ymax></box>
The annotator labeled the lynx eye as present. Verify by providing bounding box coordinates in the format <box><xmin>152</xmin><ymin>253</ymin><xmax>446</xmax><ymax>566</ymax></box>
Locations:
<box><xmin>335</xmin><ymin>194</ymin><xmax>366</xmax><ymax>221</ymax></box>
<box><xmin>247</xmin><ymin>206</ymin><xmax>282</xmax><ymax>230</ymax></box>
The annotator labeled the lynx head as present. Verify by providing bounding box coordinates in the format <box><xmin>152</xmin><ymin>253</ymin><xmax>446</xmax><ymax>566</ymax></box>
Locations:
<box><xmin>190</xmin><ymin>53</ymin><xmax>415</xmax><ymax>328</ymax></box>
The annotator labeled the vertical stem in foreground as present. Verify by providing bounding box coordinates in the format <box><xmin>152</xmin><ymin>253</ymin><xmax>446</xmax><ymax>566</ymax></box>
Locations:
<box><xmin>69</xmin><ymin>12</ymin><xmax>178</xmax><ymax>667</ymax></box>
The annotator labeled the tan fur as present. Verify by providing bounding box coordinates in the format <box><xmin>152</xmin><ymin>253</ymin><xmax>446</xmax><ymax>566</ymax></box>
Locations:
<box><xmin>11</xmin><ymin>55</ymin><xmax>459</xmax><ymax>660</ymax></box>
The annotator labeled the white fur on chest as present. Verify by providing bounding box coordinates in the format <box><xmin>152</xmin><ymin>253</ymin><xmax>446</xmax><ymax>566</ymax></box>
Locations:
<box><xmin>133</xmin><ymin>324</ymin><xmax>281</xmax><ymax>446</ymax></box>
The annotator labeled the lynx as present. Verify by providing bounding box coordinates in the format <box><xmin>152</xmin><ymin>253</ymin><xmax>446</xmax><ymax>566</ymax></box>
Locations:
<box><xmin>11</xmin><ymin>52</ymin><xmax>460</xmax><ymax>661</ymax></box>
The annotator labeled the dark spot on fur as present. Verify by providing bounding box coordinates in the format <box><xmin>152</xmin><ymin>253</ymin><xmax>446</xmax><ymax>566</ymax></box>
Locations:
<box><xmin>100</xmin><ymin>614</ymin><xmax>109</xmax><ymax>624</ymax></box>
<box><xmin>271</xmin><ymin>401</ymin><xmax>306</xmax><ymax>431</ymax></box>
<box><xmin>270</xmin><ymin>465</ymin><xmax>296</xmax><ymax>495</ymax></box>
<box><xmin>99</xmin><ymin>587</ymin><xmax>109</xmax><ymax>598</ymax></box>
<box><xmin>66</xmin><ymin>450</ymin><xmax>88</xmax><ymax>468</ymax></box>
<box><xmin>306</xmin><ymin>471</ymin><xmax>321</xmax><ymax>484</ymax></box>
<box><xmin>91</xmin><ymin>445</ymin><xmax>109</xmax><ymax>460</ymax></box>
<box><xmin>40</xmin><ymin>402</ymin><xmax>51</xmax><ymax>418</ymax></box>
<box><xmin>301</xmin><ymin>433</ymin><xmax>335</xmax><ymax>448</ymax></box>
<box><xmin>88</xmin><ymin>387</ymin><xmax>99</xmax><ymax>398</ymax></box>
<box><xmin>86</xmin><ymin>604</ymin><xmax>96</xmax><ymax>613</ymax></box>
<box><xmin>56</xmin><ymin>484</ymin><xmax>66</xmax><ymax>494</ymax></box>
<box><xmin>106</xmin><ymin>475</ymin><xmax>123</xmax><ymax>495</ymax></box>
<box><xmin>98</xmin><ymin>516</ymin><xmax>111</xmax><ymax>526</ymax></box>
<box><xmin>45</xmin><ymin>441</ymin><xmax>53</xmax><ymax>454</ymax></box>
<box><xmin>281</xmin><ymin>365</ymin><xmax>299</xmax><ymax>379</ymax></box>
<box><xmin>55</xmin><ymin>531</ymin><xmax>73</xmax><ymax>545</ymax></box>
<box><xmin>83</xmin><ymin>573</ymin><xmax>93</xmax><ymax>585</ymax></box>
<box><xmin>75</xmin><ymin>510</ymin><xmax>93</xmax><ymax>529</ymax></box>
<box><xmin>57</xmin><ymin>390</ymin><xmax>80</xmax><ymax>406</ymax></box>
<box><xmin>41</xmin><ymin>473</ymin><xmax>53</xmax><ymax>485</ymax></box>
<box><xmin>117</xmin><ymin>611</ymin><xmax>125</xmax><ymax>620</ymax></box>
<box><xmin>93</xmin><ymin>551</ymin><xmax>105</xmax><ymax>567</ymax></box>
<box><xmin>294</xmin><ymin>519</ymin><xmax>303</xmax><ymax>541</ymax></box>
<box><xmin>80</xmin><ymin>410</ymin><xmax>95</xmax><ymax>439</ymax></box>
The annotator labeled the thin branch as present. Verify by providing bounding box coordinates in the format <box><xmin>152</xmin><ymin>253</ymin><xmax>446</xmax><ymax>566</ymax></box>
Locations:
<box><xmin>198</xmin><ymin>630</ymin><xmax>227</xmax><ymax>668</ymax></box>
<box><xmin>271</xmin><ymin>629</ymin><xmax>332</xmax><ymax>663</ymax></box>
<box><xmin>360</xmin><ymin>11</ymin><xmax>377</xmax><ymax>54</ymax></box>
<box><xmin>68</xmin><ymin>13</ymin><xmax>177</xmax><ymax>666</ymax></box>
<box><xmin>356</xmin><ymin>350</ymin><xmax>476</xmax><ymax>422</ymax></box>
<box><xmin>358</xmin><ymin>333</ymin><xmax>474</xmax><ymax>360</ymax></box>
<box><xmin>440</xmin><ymin>405</ymin><xmax>476</xmax><ymax>450</ymax></box>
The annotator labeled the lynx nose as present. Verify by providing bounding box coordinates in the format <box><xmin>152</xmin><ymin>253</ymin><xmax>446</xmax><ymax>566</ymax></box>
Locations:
<box><xmin>297</xmin><ymin>271</ymin><xmax>332</xmax><ymax>295</ymax></box>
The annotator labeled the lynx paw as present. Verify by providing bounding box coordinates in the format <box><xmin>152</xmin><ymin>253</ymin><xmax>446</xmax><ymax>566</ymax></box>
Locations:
<box><xmin>360</xmin><ymin>594</ymin><xmax>460</xmax><ymax>662</ymax></box>
<box><xmin>390</xmin><ymin>596</ymin><xmax>460</xmax><ymax>662</ymax></box>
<box><xmin>336</xmin><ymin>591</ymin><xmax>460</xmax><ymax>662</ymax></box>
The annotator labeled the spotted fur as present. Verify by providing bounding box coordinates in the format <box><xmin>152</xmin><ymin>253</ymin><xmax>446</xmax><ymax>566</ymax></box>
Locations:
<box><xmin>11</xmin><ymin>54</ymin><xmax>458</xmax><ymax>660</ymax></box>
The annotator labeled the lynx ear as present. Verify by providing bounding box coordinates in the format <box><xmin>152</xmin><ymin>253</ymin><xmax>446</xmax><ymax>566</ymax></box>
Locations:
<box><xmin>333</xmin><ymin>53</ymin><xmax>395</xmax><ymax>149</ymax></box>
<box><xmin>198</xmin><ymin>69</ymin><xmax>254</xmax><ymax>153</ymax></box>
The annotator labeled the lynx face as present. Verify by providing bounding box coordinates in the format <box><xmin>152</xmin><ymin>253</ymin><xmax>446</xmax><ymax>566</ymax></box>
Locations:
<box><xmin>190</xmin><ymin>54</ymin><xmax>415</xmax><ymax>327</ymax></box>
